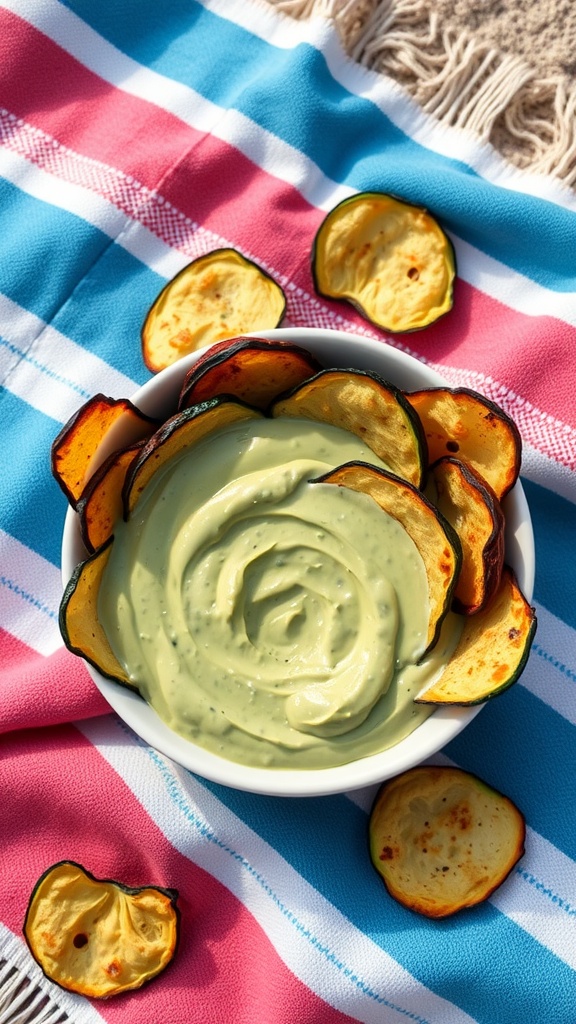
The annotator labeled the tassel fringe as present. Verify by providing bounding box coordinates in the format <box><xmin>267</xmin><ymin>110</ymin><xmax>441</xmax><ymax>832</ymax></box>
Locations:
<box><xmin>267</xmin><ymin>0</ymin><xmax>576</xmax><ymax>189</ymax></box>
<box><xmin>0</xmin><ymin>961</ymin><xmax>68</xmax><ymax>1024</ymax></box>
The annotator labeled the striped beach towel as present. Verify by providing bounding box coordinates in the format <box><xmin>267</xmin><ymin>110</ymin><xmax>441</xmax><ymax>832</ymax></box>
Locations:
<box><xmin>1</xmin><ymin>2</ymin><xmax>575</xmax><ymax>1022</ymax></box>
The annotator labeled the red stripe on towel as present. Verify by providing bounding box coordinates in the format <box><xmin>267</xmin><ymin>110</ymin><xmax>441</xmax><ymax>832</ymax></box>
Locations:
<box><xmin>0</xmin><ymin>629</ymin><xmax>109</xmax><ymax>733</ymax></box>
<box><xmin>0</xmin><ymin>8</ymin><xmax>197</xmax><ymax>183</ymax></box>
<box><xmin>1</xmin><ymin>724</ymin><xmax>357</xmax><ymax>1024</ymax></box>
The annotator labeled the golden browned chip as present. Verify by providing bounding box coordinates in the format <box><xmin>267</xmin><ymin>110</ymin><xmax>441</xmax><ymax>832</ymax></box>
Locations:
<box><xmin>416</xmin><ymin>566</ymin><xmax>536</xmax><ymax>705</ymax></box>
<box><xmin>369</xmin><ymin>766</ymin><xmax>525</xmax><ymax>917</ymax></box>
<box><xmin>123</xmin><ymin>397</ymin><xmax>263</xmax><ymax>518</ymax></box>
<box><xmin>24</xmin><ymin>861</ymin><xmax>179</xmax><ymax>998</ymax></box>
<box><xmin>271</xmin><ymin>368</ymin><xmax>427</xmax><ymax>488</ymax></box>
<box><xmin>51</xmin><ymin>395</ymin><xmax>160</xmax><ymax>509</ymax></box>
<box><xmin>178</xmin><ymin>336</ymin><xmax>323</xmax><ymax>411</ymax></box>
<box><xmin>314</xmin><ymin>461</ymin><xmax>461</xmax><ymax>652</ymax></box>
<box><xmin>407</xmin><ymin>387</ymin><xmax>522</xmax><ymax>500</ymax></box>
<box><xmin>312</xmin><ymin>192</ymin><xmax>455</xmax><ymax>333</ymax></box>
<box><xmin>59</xmin><ymin>538</ymin><xmax>132</xmax><ymax>688</ymax></box>
<box><xmin>77</xmin><ymin>442</ymin><xmax>144</xmax><ymax>552</ymax></box>
<box><xmin>142</xmin><ymin>248</ymin><xmax>286</xmax><ymax>373</ymax></box>
<box><xmin>431</xmin><ymin>456</ymin><xmax>505</xmax><ymax>615</ymax></box>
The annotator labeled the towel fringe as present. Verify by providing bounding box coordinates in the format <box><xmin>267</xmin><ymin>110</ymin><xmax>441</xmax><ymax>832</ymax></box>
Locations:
<box><xmin>267</xmin><ymin>0</ymin><xmax>576</xmax><ymax>189</ymax></box>
<box><xmin>0</xmin><ymin>960</ymin><xmax>68</xmax><ymax>1024</ymax></box>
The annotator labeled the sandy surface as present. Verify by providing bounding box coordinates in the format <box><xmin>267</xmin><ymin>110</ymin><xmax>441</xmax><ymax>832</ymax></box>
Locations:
<box><xmin>435</xmin><ymin>0</ymin><xmax>576</xmax><ymax>81</ymax></box>
<box><xmin>269</xmin><ymin>0</ymin><xmax>576</xmax><ymax>186</ymax></box>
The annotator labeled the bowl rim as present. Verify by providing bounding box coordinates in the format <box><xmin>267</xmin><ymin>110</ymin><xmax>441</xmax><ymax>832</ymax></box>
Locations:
<box><xmin>61</xmin><ymin>327</ymin><xmax>535</xmax><ymax>797</ymax></box>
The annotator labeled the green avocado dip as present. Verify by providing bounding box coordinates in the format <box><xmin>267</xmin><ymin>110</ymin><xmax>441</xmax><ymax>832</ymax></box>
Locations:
<box><xmin>98</xmin><ymin>417</ymin><xmax>461</xmax><ymax>769</ymax></box>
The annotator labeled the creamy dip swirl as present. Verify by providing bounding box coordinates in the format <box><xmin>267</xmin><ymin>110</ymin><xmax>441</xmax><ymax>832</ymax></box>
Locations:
<box><xmin>99</xmin><ymin>416</ymin><xmax>461</xmax><ymax>769</ymax></box>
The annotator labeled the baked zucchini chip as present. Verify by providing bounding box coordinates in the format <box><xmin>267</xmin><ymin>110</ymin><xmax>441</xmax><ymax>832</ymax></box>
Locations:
<box><xmin>178</xmin><ymin>336</ymin><xmax>322</xmax><ymax>411</ymax></box>
<box><xmin>142</xmin><ymin>248</ymin><xmax>286</xmax><ymax>373</ymax></box>
<box><xmin>369</xmin><ymin>766</ymin><xmax>525</xmax><ymax>917</ymax></box>
<box><xmin>123</xmin><ymin>397</ymin><xmax>264</xmax><ymax>518</ymax></box>
<box><xmin>312</xmin><ymin>192</ymin><xmax>455</xmax><ymax>333</ymax></box>
<box><xmin>77</xmin><ymin>442</ymin><xmax>145</xmax><ymax>553</ymax></box>
<box><xmin>416</xmin><ymin>566</ymin><xmax>536</xmax><ymax>705</ymax></box>
<box><xmin>431</xmin><ymin>456</ymin><xmax>505</xmax><ymax>615</ymax></box>
<box><xmin>270</xmin><ymin>369</ymin><xmax>427</xmax><ymax>488</ymax></box>
<box><xmin>51</xmin><ymin>395</ymin><xmax>159</xmax><ymax>509</ymax></box>
<box><xmin>407</xmin><ymin>387</ymin><xmax>522</xmax><ymax>500</ymax></box>
<box><xmin>59</xmin><ymin>537</ymin><xmax>132</xmax><ymax>687</ymax></box>
<box><xmin>24</xmin><ymin>861</ymin><xmax>179</xmax><ymax>998</ymax></box>
<box><xmin>315</xmin><ymin>461</ymin><xmax>461</xmax><ymax>652</ymax></box>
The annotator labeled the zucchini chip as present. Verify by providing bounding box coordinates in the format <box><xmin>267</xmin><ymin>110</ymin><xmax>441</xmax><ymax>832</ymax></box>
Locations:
<box><xmin>142</xmin><ymin>248</ymin><xmax>286</xmax><ymax>373</ymax></box>
<box><xmin>24</xmin><ymin>861</ymin><xmax>179</xmax><ymax>998</ymax></box>
<box><xmin>51</xmin><ymin>395</ymin><xmax>159</xmax><ymax>509</ymax></box>
<box><xmin>178</xmin><ymin>336</ymin><xmax>323</xmax><ymax>411</ymax></box>
<box><xmin>416</xmin><ymin>566</ymin><xmax>536</xmax><ymax>705</ymax></box>
<box><xmin>315</xmin><ymin>461</ymin><xmax>461</xmax><ymax>652</ymax></box>
<box><xmin>431</xmin><ymin>457</ymin><xmax>505</xmax><ymax>615</ymax></box>
<box><xmin>59</xmin><ymin>538</ymin><xmax>132</xmax><ymax>688</ymax></box>
<box><xmin>123</xmin><ymin>397</ymin><xmax>264</xmax><ymax>518</ymax></box>
<box><xmin>369</xmin><ymin>765</ymin><xmax>525</xmax><ymax>917</ymax></box>
<box><xmin>270</xmin><ymin>369</ymin><xmax>427</xmax><ymax>488</ymax></box>
<box><xmin>77</xmin><ymin>442</ymin><xmax>144</xmax><ymax>553</ymax></box>
<box><xmin>312</xmin><ymin>192</ymin><xmax>455</xmax><ymax>333</ymax></box>
<box><xmin>407</xmin><ymin>387</ymin><xmax>522</xmax><ymax>500</ymax></box>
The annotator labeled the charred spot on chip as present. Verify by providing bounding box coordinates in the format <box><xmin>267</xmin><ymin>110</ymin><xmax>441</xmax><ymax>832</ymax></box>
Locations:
<box><xmin>141</xmin><ymin>248</ymin><xmax>286</xmax><ymax>373</ymax></box>
<box><xmin>311</xmin><ymin>192</ymin><xmax>456</xmax><ymax>333</ymax></box>
<box><xmin>407</xmin><ymin>387</ymin><xmax>522</xmax><ymax>501</ymax></box>
<box><xmin>369</xmin><ymin>766</ymin><xmax>525</xmax><ymax>917</ymax></box>
<box><xmin>23</xmin><ymin>861</ymin><xmax>180</xmax><ymax>999</ymax></box>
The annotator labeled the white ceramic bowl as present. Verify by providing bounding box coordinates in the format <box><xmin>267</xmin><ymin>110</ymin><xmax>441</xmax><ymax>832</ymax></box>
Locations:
<box><xmin>62</xmin><ymin>328</ymin><xmax>535</xmax><ymax>797</ymax></box>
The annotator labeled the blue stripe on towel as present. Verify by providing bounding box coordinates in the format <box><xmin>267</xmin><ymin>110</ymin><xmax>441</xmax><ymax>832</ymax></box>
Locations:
<box><xmin>522</xmin><ymin>478</ymin><xmax>576</xmax><ymax>631</ymax></box>
<box><xmin>58</xmin><ymin>0</ymin><xmax>576</xmax><ymax>292</ymax></box>
<box><xmin>0</xmin><ymin>185</ymin><xmax>163</xmax><ymax>385</ymax></box>
<box><xmin>198</xmin><ymin>776</ymin><xmax>575</xmax><ymax>1024</ymax></box>
<box><xmin>48</xmin><ymin>244</ymin><xmax>163</xmax><ymax>386</ymax></box>
<box><xmin>446</xmin><ymin>685</ymin><xmax>576</xmax><ymax>859</ymax></box>
<box><xmin>0</xmin><ymin>390</ymin><xmax>66</xmax><ymax>566</ymax></box>
<box><xmin>0</xmin><ymin>179</ymin><xmax>110</xmax><ymax>323</ymax></box>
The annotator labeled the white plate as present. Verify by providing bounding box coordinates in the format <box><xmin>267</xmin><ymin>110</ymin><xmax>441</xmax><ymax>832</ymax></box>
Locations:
<box><xmin>62</xmin><ymin>328</ymin><xmax>535</xmax><ymax>797</ymax></box>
